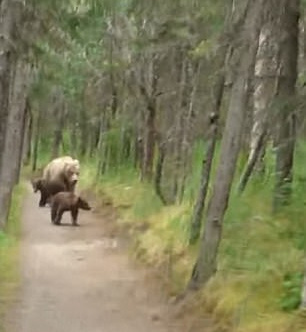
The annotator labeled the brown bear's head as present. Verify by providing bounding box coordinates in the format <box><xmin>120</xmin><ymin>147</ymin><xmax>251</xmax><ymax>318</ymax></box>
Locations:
<box><xmin>31</xmin><ymin>178</ymin><xmax>44</xmax><ymax>193</ymax></box>
<box><xmin>77</xmin><ymin>197</ymin><xmax>91</xmax><ymax>211</ymax></box>
<box><xmin>65</xmin><ymin>160</ymin><xmax>80</xmax><ymax>186</ymax></box>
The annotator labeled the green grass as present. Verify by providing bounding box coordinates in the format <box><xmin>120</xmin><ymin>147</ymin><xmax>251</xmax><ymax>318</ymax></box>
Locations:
<box><xmin>36</xmin><ymin>140</ymin><xmax>306</xmax><ymax>332</ymax></box>
<box><xmin>0</xmin><ymin>183</ymin><xmax>25</xmax><ymax>331</ymax></box>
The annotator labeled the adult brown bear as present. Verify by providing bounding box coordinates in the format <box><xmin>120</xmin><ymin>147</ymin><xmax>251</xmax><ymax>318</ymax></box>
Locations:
<box><xmin>43</xmin><ymin>156</ymin><xmax>80</xmax><ymax>192</ymax></box>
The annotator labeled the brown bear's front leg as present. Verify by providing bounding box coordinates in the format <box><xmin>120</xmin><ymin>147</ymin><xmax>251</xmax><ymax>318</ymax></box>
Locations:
<box><xmin>39</xmin><ymin>190</ymin><xmax>48</xmax><ymax>207</ymax></box>
<box><xmin>54</xmin><ymin>208</ymin><xmax>64</xmax><ymax>225</ymax></box>
<box><xmin>70</xmin><ymin>208</ymin><xmax>79</xmax><ymax>226</ymax></box>
<box><xmin>51</xmin><ymin>202</ymin><xmax>58</xmax><ymax>224</ymax></box>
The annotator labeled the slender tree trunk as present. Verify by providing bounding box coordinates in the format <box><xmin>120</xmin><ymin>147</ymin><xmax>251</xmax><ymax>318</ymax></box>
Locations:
<box><xmin>188</xmin><ymin>2</ymin><xmax>232</xmax><ymax>244</ymax></box>
<box><xmin>70</xmin><ymin>115</ymin><xmax>77</xmax><ymax>157</ymax></box>
<box><xmin>177</xmin><ymin>62</ymin><xmax>200</xmax><ymax>203</ymax></box>
<box><xmin>143</xmin><ymin>101</ymin><xmax>156</xmax><ymax>180</ymax></box>
<box><xmin>0</xmin><ymin>0</ymin><xmax>22</xmax><ymax>176</ymax></box>
<box><xmin>238</xmin><ymin>129</ymin><xmax>267</xmax><ymax>193</ymax></box>
<box><xmin>15</xmin><ymin>96</ymin><xmax>30</xmax><ymax>184</ymax></box>
<box><xmin>22</xmin><ymin>100</ymin><xmax>32</xmax><ymax>166</ymax></box>
<box><xmin>51</xmin><ymin>104</ymin><xmax>65</xmax><ymax>159</ymax></box>
<box><xmin>0</xmin><ymin>60</ymin><xmax>29</xmax><ymax>228</ymax></box>
<box><xmin>79</xmin><ymin>103</ymin><xmax>88</xmax><ymax>157</ymax></box>
<box><xmin>172</xmin><ymin>56</ymin><xmax>187</xmax><ymax>201</ymax></box>
<box><xmin>189</xmin><ymin>114</ymin><xmax>220</xmax><ymax>244</ymax></box>
<box><xmin>96</xmin><ymin>112</ymin><xmax>106</xmax><ymax>179</ymax></box>
<box><xmin>32</xmin><ymin>108</ymin><xmax>42</xmax><ymax>172</ymax></box>
<box><xmin>135</xmin><ymin>135</ymin><xmax>143</xmax><ymax>171</ymax></box>
<box><xmin>187</xmin><ymin>0</ymin><xmax>263</xmax><ymax>290</ymax></box>
<box><xmin>139</xmin><ymin>56</ymin><xmax>158</xmax><ymax>181</ymax></box>
<box><xmin>273</xmin><ymin>0</ymin><xmax>299</xmax><ymax>209</ymax></box>
<box><xmin>154</xmin><ymin>141</ymin><xmax>168</xmax><ymax>205</ymax></box>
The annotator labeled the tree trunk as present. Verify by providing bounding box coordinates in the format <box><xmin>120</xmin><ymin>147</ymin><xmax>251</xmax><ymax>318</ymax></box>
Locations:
<box><xmin>143</xmin><ymin>97</ymin><xmax>157</xmax><ymax>181</ymax></box>
<box><xmin>189</xmin><ymin>114</ymin><xmax>221</xmax><ymax>244</ymax></box>
<box><xmin>177</xmin><ymin>62</ymin><xmax>199</xmax><ymax>203</ymax></box>
<box><xmin>154</xmin><ymin>141</ymin><xmax>168</xmax><ymax>205</ymax></box>
<box><xmin>96</xmin><ymin>112</ymin><xmax>106</xmax><ymax>179</ymax></box>
<box><xmin>139</xmin><ymin>56</ymin><xmax>158</xmax><ymax>181</ymax></box>
<box><xmin>239</xmin><ymin>1</ymin><xmax>285</xmax><ymax>192</ymax></box>
<box><xmin>32</xmin><ymin>108</ymin><xmax>42</xmax><ymax>172</ymax></box>
<box><xmin>135</xmin><ymin>135</ymin><xmax>143</xmax><ymax>171</ymax></box>
<box><xmin>79</xmin><ymin>106</ymin><xmax>88</xmax><ymax>157</ymax></box>
<box><xmin>15</xmin><ymin>96</ymin><xmax>30</xmax><ymax>184</ymax></box>
<box><xmin>187</xmin><ymin>0</ymin><xmax>264</xmax><ymax>290</ymax></box>
<box><xmin>238</xmin><ymin>129</ymin><xmax>267</xmax><ymax>193</ymax></box>
<box><xmin>22</xmin><ymin>100</ymin><xmax>32</xmax><ymax>166</ymax></box>
<box><xmin>70</xmin><ymin>114</ymin><xmax>77</xmax><ymax>158</ymax></box>
<box><xmin>0</xmin><ymin>0</ymin><xmax>22</xmax><ymax>176</ymax></box>
<box><xmin>188</xmin><ymin>2</ymin><xmax>232</xmax><ymax>244</ymax></box>
<box><xmin>51</xmin><ymin>102</ymin><xmax>66</xmax><ymax>160</ymax></box>
<box><xmin>273</xmin><ymin>0</ymin><xmax>299</xmax><ymax>209</ymax></box>
<box><xmin>0</xmin><ymin>60</ymin><xmax>29</xmax><ymax>228</ymax></box>
<box><xmin>172</xmin><ymin>56</ymin><xmax>187</xmax><ymax>201</ymax></box>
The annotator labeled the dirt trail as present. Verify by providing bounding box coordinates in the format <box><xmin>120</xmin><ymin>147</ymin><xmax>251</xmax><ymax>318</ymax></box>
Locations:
<box><xmin>4</xmin><ymin>185</ymin><xmax>188</xmax><ymax>332</ymax></box>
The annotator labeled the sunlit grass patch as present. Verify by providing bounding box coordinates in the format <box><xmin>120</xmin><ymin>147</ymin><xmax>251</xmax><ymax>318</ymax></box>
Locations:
<box><xmin>79</xmin><ymin>142</ymin><xmax>306</xmax><ymax>332</ymax></box>
<box><xmin>0</xmin><ymin>182</ymin><xmax>25</xmax><ymax>331</ymax></box>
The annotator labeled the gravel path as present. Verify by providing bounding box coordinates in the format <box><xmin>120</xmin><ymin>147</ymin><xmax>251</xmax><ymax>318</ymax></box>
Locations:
<box><xmin>4</xmin><ymin>186</ymin><xmax>184</xmax><ymax>332</ymax></box>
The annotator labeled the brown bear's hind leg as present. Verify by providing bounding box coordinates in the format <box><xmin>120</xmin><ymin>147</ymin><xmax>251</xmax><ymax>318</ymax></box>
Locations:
<box><xmin>51</xmin><ymin>203</ymin><xmax>58</xmax><ymax>224</ymax></box>
<box><xmin>39</xmin><ymin>191</ymin><xmax>48</xmax><ymax>207</ymax></box>
<box><xmin>70</xmin><ymin>208</ymin><xmax>79</xmax><ymax>226</ymax></box>
<box><xmin>54</xmin><ymin>208</ymin><xmax>65</xmax><ymax>225</ymax></box>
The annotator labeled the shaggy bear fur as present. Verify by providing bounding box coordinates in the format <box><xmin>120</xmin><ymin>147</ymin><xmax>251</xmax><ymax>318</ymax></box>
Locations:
<box><xmin>31</xmin><ymin>178</ymin><xmax>67</xmax><ymax>207</ymax></box>
<box><xmin>50</xmin><ymin>192</ymin><xmax>91</xmax><ymax>226</ymax></box>
<box><xmin>43</xmin><ymin>156</ymin><xmax>80</xmax><ymax>192</ymax></box>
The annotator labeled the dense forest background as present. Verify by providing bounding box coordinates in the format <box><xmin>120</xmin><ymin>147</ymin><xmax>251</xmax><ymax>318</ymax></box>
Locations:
<box><xmin>2</xmin><ymin>0</ymin><xmax>306</xmax><ymax>331</ymax></box>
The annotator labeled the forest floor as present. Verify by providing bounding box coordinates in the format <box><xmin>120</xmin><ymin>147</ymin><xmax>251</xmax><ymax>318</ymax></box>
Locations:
<box><xmin>3</xmin><ymin>183</ymin><xmax>214</xmax><ymax>332</ymax></box>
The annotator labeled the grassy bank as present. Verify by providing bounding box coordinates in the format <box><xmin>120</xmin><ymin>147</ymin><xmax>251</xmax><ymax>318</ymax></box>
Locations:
<box><xmin>76</xmin><ymin>141</ymin><xmax>306</xmax><ymax>332</ymax></box>
<box><xmin>0</xmin><ymin>183</ymin><xmax>25</xmax><ymax>331</ymax></box>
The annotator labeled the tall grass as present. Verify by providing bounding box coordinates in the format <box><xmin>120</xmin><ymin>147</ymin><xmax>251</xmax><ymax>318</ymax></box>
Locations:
<box><xmin>37</xmin><ymin>138</ymin><xmax>306</xmax><ymax>331</ymax></box>
<box><xmin>0</xmin><ymin>183</ymin><xmax>25</xmax><ymax>331</ymax></box>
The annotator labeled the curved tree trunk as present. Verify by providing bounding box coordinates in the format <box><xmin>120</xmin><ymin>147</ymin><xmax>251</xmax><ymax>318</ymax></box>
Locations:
<box><xmin>188</xmin><ymin>2</ymin><xmax>232</xmax><ymax>244</ymax></box>
<box><xmin>187</xmin><ymin>0</ymin><xmax>264</xmax><ymax>290</ymax></box>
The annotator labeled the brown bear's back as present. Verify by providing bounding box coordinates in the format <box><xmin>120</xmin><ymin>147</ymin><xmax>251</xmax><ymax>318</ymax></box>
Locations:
<box><xmin>52</xmin><ymin>192</ymin><xmax>78</xmax><ymax>209</ymax></box>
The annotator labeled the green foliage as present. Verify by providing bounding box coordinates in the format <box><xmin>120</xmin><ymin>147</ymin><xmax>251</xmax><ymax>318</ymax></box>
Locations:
<box><xmin>29</xmin><ymin>0</ymin><xmax>306</xmax><ymax>330</ymax></box>
<box><xmin>0</xmin><ymin>183</ymin><xmax>25</xmax><ymax>331</ymax></box>
<box><xmin>279</xmin><ymin>272</ymin><xmax>303</xmax><ymax>311</ymax></box>
<box><xmin>74</xmin><ymin>139</ymin><xmax>306</xmax><ymax>331</ymax></box>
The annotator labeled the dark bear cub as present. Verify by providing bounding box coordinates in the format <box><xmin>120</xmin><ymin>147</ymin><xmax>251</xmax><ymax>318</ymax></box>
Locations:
<box><xmin>50</xmin><ymin>192</ymin><xmax>91</xmax><ymax>226</ymax></box>
<box><xmin>31</xmin><ymin>178</ymin><xmax>67</xmax><ymax>207</ymax></box>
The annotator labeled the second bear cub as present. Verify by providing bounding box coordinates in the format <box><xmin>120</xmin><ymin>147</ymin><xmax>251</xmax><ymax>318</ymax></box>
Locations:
<box><xmin>50</xmin><ymin>192</ymin><xmax>91</xmax><ymax>226</ymax></box>
<box><xmin>32</xmin><ymin>178</ymin><xmax>67</xmax><ymax>207</ymax></box>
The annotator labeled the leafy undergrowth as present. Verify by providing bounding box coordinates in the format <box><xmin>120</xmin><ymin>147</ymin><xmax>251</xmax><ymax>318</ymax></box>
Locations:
<box><xmin>78</xmin><ymin>153</ymin><xmax>306</xmax><ymax>332</ymax></box>
<box><xmin>0</xmin><ymin>183</ymin><xmax>25</xmax><ymax>331</ymax></box>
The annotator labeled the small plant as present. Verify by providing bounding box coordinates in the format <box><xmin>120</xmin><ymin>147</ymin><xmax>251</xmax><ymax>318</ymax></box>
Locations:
<box><xmin>279</xmin><ymin>272</ymin><xmax>303</xmax><ymax>311</ymax></box>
